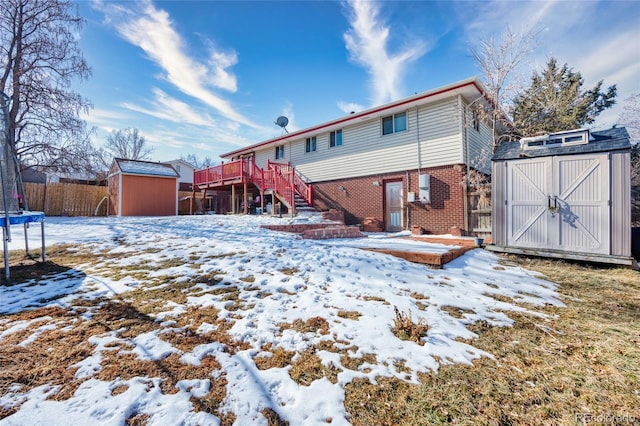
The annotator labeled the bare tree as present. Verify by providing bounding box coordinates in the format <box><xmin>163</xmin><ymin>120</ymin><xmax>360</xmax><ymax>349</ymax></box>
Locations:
<box><xmin>180</xmin><ymin>153</ymin><xmax>216</xmax><ymax>169</ymax></box>
<box><xmin>619</xmin><ymin>93</ymin><xmax>640</xmax><ymax>185</ymax></box>
<box><xmin>470</xmin><ymin>25</ymin><xmax>541</xmax><ymax>147</ymax></box>
<box><xmin>0</xmin><ymin>0</ymin><xmax>92</xmax><ymax>170</ymax></box>
<box><xmin>104</xmin><ymin>127</ymin><xmax>153</xmax><ymax>161</ymax></box>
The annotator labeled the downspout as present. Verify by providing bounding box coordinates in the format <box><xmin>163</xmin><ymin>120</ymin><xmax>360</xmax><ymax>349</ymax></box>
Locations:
<box><xmin>412</xmin><ymin>106</ymin><xmax>422</xmax><ymax>230</ymax></box>
<box><xmin>459</xmin><ymin>95</ymin><xmax>469</xmax><ymax>234</ymax></box>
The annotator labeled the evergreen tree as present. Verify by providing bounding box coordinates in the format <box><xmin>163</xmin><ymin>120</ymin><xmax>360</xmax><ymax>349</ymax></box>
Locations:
<box><xmin>511</xmin><ymin>58</ymin><xmax>616</xmax><ymax>136</ymax></box>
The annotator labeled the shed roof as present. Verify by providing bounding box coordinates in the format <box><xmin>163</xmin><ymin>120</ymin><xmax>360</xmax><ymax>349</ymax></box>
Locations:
<box><xmin>492</xmin><ymin>127</ymin><xmax>631</xmax><ymax>161</ymax></box>
<box><xmin>114</xmin><ymin>158</ymin><xmax>179</xmax><ymax>178</ymax></box>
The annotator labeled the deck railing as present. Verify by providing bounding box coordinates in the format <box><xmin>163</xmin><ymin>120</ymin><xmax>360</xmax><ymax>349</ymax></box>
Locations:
<box><xmin>194</xmin><ymin>158</ymin><xmax>313</xmax><ymax>212</ymax></box>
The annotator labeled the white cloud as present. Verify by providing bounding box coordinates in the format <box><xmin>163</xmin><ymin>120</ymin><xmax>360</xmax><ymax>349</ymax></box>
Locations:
<box><xmin>337</xmin><ymin>101</ymin><xmax>365</xmax><ymax>114</ymax></box>
<box><xmin>343</xmin><ymin>0</ymin><xmax>427</xmax><ymax>105</ymax></box>
<box><xmin>121</xmin><ymin>88</ymin><xmax>217</xmax><ymax>127</ymax></box>
<box><xmin>93</xmin><ymin>0</ymin><xmax>258</xmax><ymax>128</ymax></box>
<box><xmin>81</xmin><ymin>107</ymin><xmax>134</xmax><ymax>134</ymax></box>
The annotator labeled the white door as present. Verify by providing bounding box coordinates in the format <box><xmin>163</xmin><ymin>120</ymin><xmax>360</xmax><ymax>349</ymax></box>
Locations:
<box><xmin>385</xmin><ymin>181</ymin><xmax>403</xmax><ymax>232</ymax></box>
<box><xmin>554</xmin><ymin>153</ymin><xmax>610</xmax><ymax>254</ymax></box>
<box><xmin>506</xmin><ymin>154</ymin><xmax>610</xmax><ymax>254</ymax></box>
<box><xmin>506</xmin><ymin>157</ymin><xmax>552</xmax><ymax>248</ymax></box>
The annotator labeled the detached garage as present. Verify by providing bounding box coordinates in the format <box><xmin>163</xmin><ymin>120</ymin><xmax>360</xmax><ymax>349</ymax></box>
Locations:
<box><xmin>489</xmin><ymin>127</ymin><xmax>634</xmax><ymax>267</ymax></box>
<box><xmin>108</xmin><ymin>158</ymin><xmax>179</xmax><ymax>216</ymax></box>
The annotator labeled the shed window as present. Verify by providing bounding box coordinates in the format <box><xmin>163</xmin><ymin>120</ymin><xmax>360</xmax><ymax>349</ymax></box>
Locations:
<box><xmin>275</xmin><ymin>145</ymin><xmax>285</xmax><ymax>160</ymax></box>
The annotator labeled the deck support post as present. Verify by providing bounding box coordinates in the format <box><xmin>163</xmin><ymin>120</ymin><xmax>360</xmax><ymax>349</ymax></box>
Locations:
<box><xmin>243</xmin><ymin>182</ymin><xmax>248</xmax><ymax>214</ymax></box>
<box><xmin>231</xmin><ymin>184</ymin><xmax>236</xmax><ymax>214</ymax></box>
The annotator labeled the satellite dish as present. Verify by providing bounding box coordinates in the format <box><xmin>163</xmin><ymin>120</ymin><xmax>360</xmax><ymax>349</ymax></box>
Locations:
<box><xmin>274</xmin><ymin>116</ymin><xmax>289</xmax><ymax>134</ymax></box>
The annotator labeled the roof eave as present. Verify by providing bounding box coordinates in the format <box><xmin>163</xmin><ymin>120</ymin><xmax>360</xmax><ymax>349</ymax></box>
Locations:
<box><xmin>220</xmin><ymin>77</ymin><xmax>489</xmax><ymax>159</ymax></box>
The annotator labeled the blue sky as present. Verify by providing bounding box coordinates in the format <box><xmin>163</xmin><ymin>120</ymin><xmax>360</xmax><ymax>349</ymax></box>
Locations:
<box><xmin>76</xmin><ymin>0</ymin><xmax>640</xmax><ymax>163</ymax></box>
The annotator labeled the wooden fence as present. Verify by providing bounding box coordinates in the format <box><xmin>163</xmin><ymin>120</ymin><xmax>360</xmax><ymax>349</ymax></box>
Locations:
<box><xmin>24</xmin><ymin>182</ymin><xmax>108</xmax><ymax>216</ymax></box>
<box><xmin>467</xmin><ymin>184</ymin><xmax>492</xmax><ymax>239</ymax></box>
<box><xmin>23</xmin><ymin>184</ymin><xmax>207</xmax><ymax>216</ymax></box>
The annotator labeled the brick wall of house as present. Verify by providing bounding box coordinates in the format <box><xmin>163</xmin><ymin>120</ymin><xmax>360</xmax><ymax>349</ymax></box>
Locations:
<box><xmin>312</xmin><ymin>164</ymin><xmax>466</xmax><ymax>234</ymax></box>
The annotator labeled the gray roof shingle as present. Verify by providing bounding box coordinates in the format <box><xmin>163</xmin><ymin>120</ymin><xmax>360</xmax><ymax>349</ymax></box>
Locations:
<box><xmin>115</xmin><ymin>159</ymin><xmax>179</xmax><ymax>177</ymax></box>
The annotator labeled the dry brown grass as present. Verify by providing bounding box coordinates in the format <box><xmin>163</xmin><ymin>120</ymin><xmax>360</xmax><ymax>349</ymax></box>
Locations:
<box><xmin>345</xmin><ymin>257</ymin><xmax>640</xmax><ymax>425</ymax></box>
<box><xmin>0</xmin><ymin>247</ymin><xmax>245</xmax><ymax>424</ymax></box>
<box><xmin>391</xmin><ymin>306</ymin><xmax>429</xmax><ymax>345</ymax></box>
<box><xmin>289</xmin><ymin>349</ymin><xmax>341</xmax><ymax>386</ymax></box>
<box><xmin>280</xmin><ymin>317</ymin><xmax>330</xmax><ymax>335</ymax></box>
<box><xmin>3</xmin><ymin>244</ymin><xmax>639</xmax><ymax>424</ymax></box>
<box><xmin>337</xmin><ymin>310</ymin><xmax>362</xmax><ymax>320</ymax></box>
<box><xmin>254</xmin><ymin>345</ymin><xmax>296</xmax><ymax>370</ymax></box>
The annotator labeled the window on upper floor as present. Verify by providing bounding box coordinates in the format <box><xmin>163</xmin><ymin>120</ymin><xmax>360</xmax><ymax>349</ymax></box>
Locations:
<box><xmin>305</xmin><ymin>136</ymin><xmax>317</xmax><ymax>153</ymax></box>
<box><xmin>472</xmin><ymin>110</ymin><xmax>480</xmax><ymax>131</ymax></box>
<box><xmin>382</xmin><ymin>112</ymin><xmax>407</xmax><ymax>135</ymax></box>
<box><xmin>329</xmin><ymin>129</ymin><xmax>343</xmax><ymax>147</ymax></box>
<box><xmin>275</xmin><ymin>145</ymin><xmax>285</xmax><ymax>160</ymax></box>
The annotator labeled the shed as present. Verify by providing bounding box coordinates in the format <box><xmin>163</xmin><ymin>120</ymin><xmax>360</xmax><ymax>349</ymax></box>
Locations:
<box><xmin>488</xmin><ymin>127</ymin><xmax>634</xmax><ymax>267</ymax></box>
<box><xmin>108</xmin><ymin>158</ymin><xmax>179</xmax><ymax>216</ymax></box>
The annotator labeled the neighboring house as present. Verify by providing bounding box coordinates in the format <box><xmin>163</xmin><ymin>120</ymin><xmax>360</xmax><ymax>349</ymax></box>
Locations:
<box><xmin>165</xmin><ymin>159</ymin><xmax>196</xmax><ymax>191</ymax></box>
<box><xmin>22</xmin><ymin>166</ymin><xmax>105</xmax><ymax>186</ymax></box>
<box><xmin>108</xmin><ymin>158</ymin><xmax>179</xmax><ymax>216</ymax></box>
<box><xmin>195</xmin><ymin>77</ymin><xmax>494</xmax><ymax>234</ymax></box>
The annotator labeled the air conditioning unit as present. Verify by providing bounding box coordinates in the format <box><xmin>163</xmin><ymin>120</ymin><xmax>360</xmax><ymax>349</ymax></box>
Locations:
<box><xmin>419</xmin><ymin>174</ymin><xmax>430</xmax><ymax>203</ymax></box>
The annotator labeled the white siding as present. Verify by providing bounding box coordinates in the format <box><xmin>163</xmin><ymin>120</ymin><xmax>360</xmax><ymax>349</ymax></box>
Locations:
<box><xmin>463</xmin><ymin>99</ymin><xmax>493</xmax><ymax>174</ymax></box>
<box><xmin>417</xmin><ymin>98</ymin><xmax>464</xmax><ymax>168</ymax></box>
<box><xmin>253</xmin><ymin>98</ymin><xmax>466</xmax><ymax>182</ymax></box>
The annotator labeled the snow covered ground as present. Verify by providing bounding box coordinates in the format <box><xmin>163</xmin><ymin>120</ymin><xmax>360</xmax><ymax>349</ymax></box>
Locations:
<box><xmin>0</xmin><ymin>215</ymin><xmax>564</xmax><ymax>425</ymax></box>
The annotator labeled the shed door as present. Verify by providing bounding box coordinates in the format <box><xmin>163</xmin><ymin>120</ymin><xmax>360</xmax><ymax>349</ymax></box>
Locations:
<box><xmin>506</xmin><ymin>158</ymin><xmax>552</xmax><ymax>249</ymax></box>
<box><xmin>554</xmin><ymin>153</ymin><xmax>609</xmax><ymax>254</ymax></box>
<box><xmin>506</xmin><ymin>154</ymin><xmax>610</xmax><ymax>254</ymax></box>
<box><xmin>384</xmin><ymin>181</ymin><xmax>403</xmax><ymax>232</ymax></box>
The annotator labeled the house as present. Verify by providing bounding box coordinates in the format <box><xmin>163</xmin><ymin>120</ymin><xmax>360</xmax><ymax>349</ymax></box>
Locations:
<box><xmin>22</xmin><ymin>166</ymin><xmax>106</xmax><ymax>186</ymax></box>
<box><xmin>165</xmin><ymin>159</ymin><xmax>196</xmax><ymax>191</ymax></box>
<box><xmin>489</xmin><ymin>126</ymin><xmax>633</xmax><ymax>267</ymax></box>
<box><xmin>195</xmin><ymin>77</ymin><xmax>494</xmax><ymax>234</ymax></box>
<box><xmin>107</xmin><ymin>158</ymin><xmax>179</xmax><ymax>216</ymax></box>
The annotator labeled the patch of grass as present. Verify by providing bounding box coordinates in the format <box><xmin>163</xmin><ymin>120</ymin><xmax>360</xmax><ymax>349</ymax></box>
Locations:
<box><xmin>125</xmin><ymin>413</ymin><xmax>150</xmax><ymax>426</ymax></box>
<box><xmin>415</xmin><ymin>301</ymin><xmax>429</xmax><ymax>311</ymax></box>
<box><xmin>391</xmin><ymin>306</ymin><xmax>429</xmax><ymax>345</ymax></box>
<box><xmin>279</xmin><ymin>267</ymin><xmax>299</xmax><ymax>276</ymax></box>
<box><xmin>361</xmin><ymin>295</ymin><xmax>390</xmax><ymax>305</ymax></box>
<box><xmin>254</xmin><ymin>345</ymin><xmax>295</xmax><ymax>370</ymax></box>
<box><xmin>289</xmin><ymin>350</ymin><xmax>341</xmax><ymax>386</ymax></box>
<box><xmin>337</xmin><ymin>310</ymin><xmax>362</xmax><ymax>320</ymax></box>
<box><xmin>340</xmin><ymin>353</ymin><xmax>377</xmax><ymax>371</ymax></box>
<box><xmin>441</xmin><ymin>305</ymin><xmax>475</xmax><ymax>319</ymax></box>
<box><xmin>280</xmin><ymin>317</ymin><xmax>330</xmax><ymax>335</ymax></box>
<box><xmin>261</xmin><ymin>408</ymin><xmax>289</xmax><ymax>426</ymax></box>
<box><xmin>410</xmin><ymin>292</ymin><xmax>429</xmax><ymax>300</ymax></box>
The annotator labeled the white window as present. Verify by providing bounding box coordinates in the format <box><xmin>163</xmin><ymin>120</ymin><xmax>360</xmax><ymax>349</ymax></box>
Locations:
<box><xmin>275</xmin><ymin>145</ymin><xmax>285</xmax><ymax>159</ymax></box>
<box><xmin>330</xmin><ymin>129</ymin><xmax>342</xmax><ymax>147</ymax></box>
<box><xmin>382</xmin><ymin>112</ymin><xmax>407</xmax><ymax>135</ymax></box>
<box><xmin>305</xmin><ymin>136</ymin><xmax>317</xmax><ymax>153</ymax></box>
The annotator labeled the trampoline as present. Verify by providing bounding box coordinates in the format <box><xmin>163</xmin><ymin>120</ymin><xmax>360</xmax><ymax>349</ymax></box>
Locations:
<box><xmin>1</xmin><ymin>91</ymin><xmax>46</xmax><ymax>280</ymax></box>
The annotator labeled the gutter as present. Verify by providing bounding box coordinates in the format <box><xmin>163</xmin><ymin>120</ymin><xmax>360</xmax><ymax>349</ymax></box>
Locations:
<box><xmin>221</xmin><ymin>78</ymin><xmax>489</xmax><ymax>159</ymax></box>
